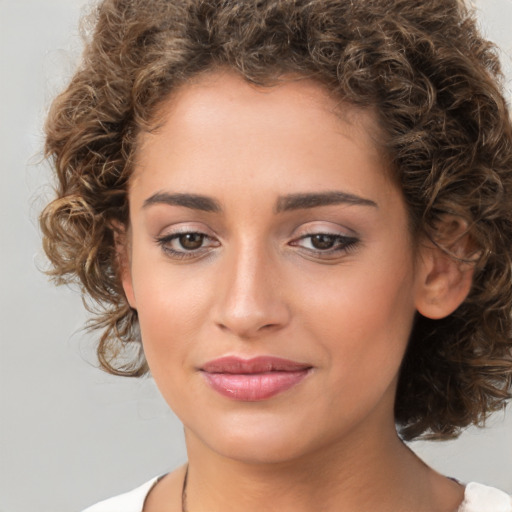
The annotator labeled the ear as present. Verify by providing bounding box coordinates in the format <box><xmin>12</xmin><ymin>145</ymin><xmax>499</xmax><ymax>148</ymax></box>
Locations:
<box><xmin>111</xmin><ymin>220</ymin><xmax>137</xmax><ymax>310</ymax></box>
<box><xmin>414</xmin><ymin>217</ymin><xmax>476</xmax><ymax>320</ymax></box>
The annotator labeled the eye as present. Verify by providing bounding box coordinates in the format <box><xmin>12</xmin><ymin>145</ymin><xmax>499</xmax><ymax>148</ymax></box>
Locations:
<box><xmin>306</xmin><ymin>234</ymin><xmax>341</xmax><ymax>250</ymax></box>
<box><xmin>155</xmin><ymin>230</ymin><xmax>220</xmax><ymax>259</ymax></box>
<box><xmin>290</xmin><ymin>232</ymin><xmax>359</xmax><ymax>257</ymax></box>
<box><xmin>177</xmin><ymin>233</ymin><xmax>206</xmax><ymax>250</ymax></box>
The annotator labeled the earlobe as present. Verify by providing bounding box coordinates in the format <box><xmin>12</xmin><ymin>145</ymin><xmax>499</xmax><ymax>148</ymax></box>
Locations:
<box><xmin>111</xmin><ymin>221</ymin><xmax>137</xmax><ymax>309</ymax></box>
<box><xmin>415</xmin><ymin>220</ymin><xmax>476</xmax><ymax>320</ymax></box>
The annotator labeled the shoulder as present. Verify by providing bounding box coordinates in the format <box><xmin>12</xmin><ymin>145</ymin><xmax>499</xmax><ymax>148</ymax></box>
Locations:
<box><xmin>81</xmin><ymin>476</ymin><xmax>163</xmax><ymax>512</ymax></box>
<box><xmin>459</xmin><ymin>482</ymin><xmax>512</xmax><ymax>512</ymax></box>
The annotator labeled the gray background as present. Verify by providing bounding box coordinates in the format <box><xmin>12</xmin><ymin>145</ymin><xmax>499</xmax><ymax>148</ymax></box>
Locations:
<box><xmin>1</xmin><ymin>1</ymin><xmax>511</xmax><ymax>511</ymax></box>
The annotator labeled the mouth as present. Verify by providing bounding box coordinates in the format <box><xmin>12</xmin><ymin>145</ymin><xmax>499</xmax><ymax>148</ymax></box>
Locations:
<box><xmin>200</xmin><ymin>356</ymin><xmax>313</xmax><ymax>401</ymax></box>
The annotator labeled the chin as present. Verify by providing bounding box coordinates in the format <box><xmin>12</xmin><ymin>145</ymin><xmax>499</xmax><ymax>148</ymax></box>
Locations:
<box><xmin>185</xmin><ymin>409</ymin><xmax>336</xmax><ymax>465</ymax></box>
<box><xmin>205</xmin><ymin>432</ymin><xmax>312</xmax><ymax>465</ymax></box>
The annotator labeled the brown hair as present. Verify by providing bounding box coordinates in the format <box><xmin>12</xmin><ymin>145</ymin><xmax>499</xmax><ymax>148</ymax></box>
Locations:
<box><xmin>40</xmin><ymin>0</ymin><xmax>512</xmax><ymax>440</ymax></box>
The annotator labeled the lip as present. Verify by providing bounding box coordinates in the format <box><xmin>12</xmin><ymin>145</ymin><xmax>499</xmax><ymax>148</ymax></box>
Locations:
<box><xmin>200</xmin><ymin>356</ymin><xmax>312</xmax><ymax>401</ymax></box>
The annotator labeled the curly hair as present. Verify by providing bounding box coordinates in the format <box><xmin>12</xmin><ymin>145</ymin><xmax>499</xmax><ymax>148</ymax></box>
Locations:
<box><xmin>40</xmin><ymin>0</ymin><xmax>512</xmax><ymax>441</ymax></box>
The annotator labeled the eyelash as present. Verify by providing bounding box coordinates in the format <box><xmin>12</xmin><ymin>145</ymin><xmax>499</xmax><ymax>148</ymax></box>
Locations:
<box><xmin>155</xmin><ymin>231</ymin><xmax>219</xmax><ymax>260</ymax></box>
<box><xmin>155</xmin><ymin>231</ymin><xmax>359</xmax><ymax>260</ymax></box>
<box><xmin>290</xmin><ymin>232</ymin><xmax>359</xmax><ymax>258</ymax></box>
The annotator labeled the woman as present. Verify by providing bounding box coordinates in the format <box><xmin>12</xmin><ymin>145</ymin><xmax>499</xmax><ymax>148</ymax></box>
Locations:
<box><xmin>40</xmin><ymin>0</ymin><xmax>512</xmax><ymax>510</ymax></box>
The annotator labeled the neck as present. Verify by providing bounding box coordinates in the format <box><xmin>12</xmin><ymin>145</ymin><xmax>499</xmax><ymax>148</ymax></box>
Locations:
<box><xmin>183</xmin><ymin>419</ymin><xmax>442</xmax><ymax>512</ymax></box>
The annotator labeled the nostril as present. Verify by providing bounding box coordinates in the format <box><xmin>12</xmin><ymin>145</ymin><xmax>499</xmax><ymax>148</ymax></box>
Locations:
<box><xmin>212</xmin><ymin>272</ymin><xmax>291</xmax><ymax>338</ymax></box>
<box><xmin>215</xmin><ymin>318</ymin><xmax>284</xmax><ymax>339</ymax></box>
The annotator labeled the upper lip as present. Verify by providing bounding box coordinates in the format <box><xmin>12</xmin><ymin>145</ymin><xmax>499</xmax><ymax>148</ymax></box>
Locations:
<box><xmin>201</xmin><ymin>356</ymin><xmax>312</xmax><ymax>374</ymax></box>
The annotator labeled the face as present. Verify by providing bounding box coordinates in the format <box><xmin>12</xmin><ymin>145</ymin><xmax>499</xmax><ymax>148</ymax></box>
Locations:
<box><xmin>122</xmin><ymin>71</ymin><xmax>426</xmax><ymax>464</ymax></box>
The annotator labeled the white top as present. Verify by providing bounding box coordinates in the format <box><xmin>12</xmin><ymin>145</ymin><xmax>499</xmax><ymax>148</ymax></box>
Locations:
<box><xmin>460</xmin><ymin>482</ymin><xmax>512</xmax><ymax>512</ymax></box>
<box><xmin>82</xmin><ymin>477</ymin><xmax>512</xmax><ymax>512</ymax></box>
<box><xmin>82</xmin><ymin>477</ymin><xmax>161</xmax><ymax>512</ymax></box>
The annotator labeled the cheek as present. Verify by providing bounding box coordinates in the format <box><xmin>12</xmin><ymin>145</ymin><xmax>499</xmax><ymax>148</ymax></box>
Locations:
<box><xmin>297</xmin><ymin>252</ymin><xmax>417</xmax><ymax>387</ymax></box>
<box><xmin>129</xmin><ymin>251</ymin><xmax>214</xmax><ymax>377</ymax></box>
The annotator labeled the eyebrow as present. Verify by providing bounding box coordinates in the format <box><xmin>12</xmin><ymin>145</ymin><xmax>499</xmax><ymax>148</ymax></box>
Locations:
<box><xmin>143</xmin><ymin>192</ymin><xmax>222</xmax><ymax>212</ymax></box>
<box><xmin>274</xmin><ymin>191</ymin><xmax>378</xmax><ymax>213</ymax></box>
<box><xmin>142</xmin><ymin>190</ymin><xmax>377</xmax><ymax>213</ymax></box>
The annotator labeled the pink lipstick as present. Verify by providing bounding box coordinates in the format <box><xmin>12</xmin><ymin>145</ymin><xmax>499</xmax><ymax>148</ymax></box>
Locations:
<box><xmin>200</xmin><ymin>356</ymin><xmax>312</xmax><ymax>401</ymax></box>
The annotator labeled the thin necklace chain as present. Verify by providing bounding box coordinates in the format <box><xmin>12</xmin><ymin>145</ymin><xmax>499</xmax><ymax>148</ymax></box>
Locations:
<box><xmin>181</xmin><ymin>464</ymin><xmax>189</xmax><ymax>512</ymax></box>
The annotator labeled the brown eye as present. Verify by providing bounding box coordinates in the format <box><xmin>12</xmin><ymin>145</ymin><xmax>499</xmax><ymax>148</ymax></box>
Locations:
<box><xmin>179</xmin><ymin>233</ymin><xmax>205</xmax><ymax>250</ymax></box>
<box><xmin>310</xmin><ymin>234</ymin><xmax>336</xmax><ymax>250</ymax></box>
<box><xmin>156</xmin><ymin>230</ymin><xmax>220</xmax><ymax>260</ymax></box>
<box><xmin>290</xmin><ymin>232</ymin><xmax>359</xmax><ymax>257</ymax></box>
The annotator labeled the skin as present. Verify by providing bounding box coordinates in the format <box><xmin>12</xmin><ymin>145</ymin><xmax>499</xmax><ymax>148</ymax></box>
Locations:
<box><xmin>120</xmin><ymin>70</ymin><xmax>472</xmax><ymax>512</ymax></box>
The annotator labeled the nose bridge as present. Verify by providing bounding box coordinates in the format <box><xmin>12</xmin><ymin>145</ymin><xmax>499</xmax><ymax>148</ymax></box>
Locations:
<box><xmin>215</xmin><ymin>236</ymin><xmax>288</xmax><ymax>338</ymax></box>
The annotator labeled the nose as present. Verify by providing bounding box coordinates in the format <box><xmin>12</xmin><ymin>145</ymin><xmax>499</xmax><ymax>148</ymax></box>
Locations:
<box><xmin>213</xmin><ymin>243</ymin><xmax>291</xmax><ymax>339</ymax></box>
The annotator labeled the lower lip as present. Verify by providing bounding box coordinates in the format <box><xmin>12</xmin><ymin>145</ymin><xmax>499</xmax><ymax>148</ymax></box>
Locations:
<box><xmin>202</xmin><ymin>370</ymin><xmax>310</xmax><ymax>401</ymax></box>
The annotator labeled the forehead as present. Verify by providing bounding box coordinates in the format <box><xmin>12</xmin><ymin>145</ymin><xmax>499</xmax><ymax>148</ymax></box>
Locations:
<box><xmin>158</xmin><ymin>71</ymin><xmax>356</xmax><ymax>123</ymax></box>
<box><xmin>135</xmin><ymin>70</ymin><xmax>385</xmax><ymax>162</ymax></box>
<box><xmin>130</xmin><ymin>70</ymin><xmax>395</xmax><ymax>207</ymax></box>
